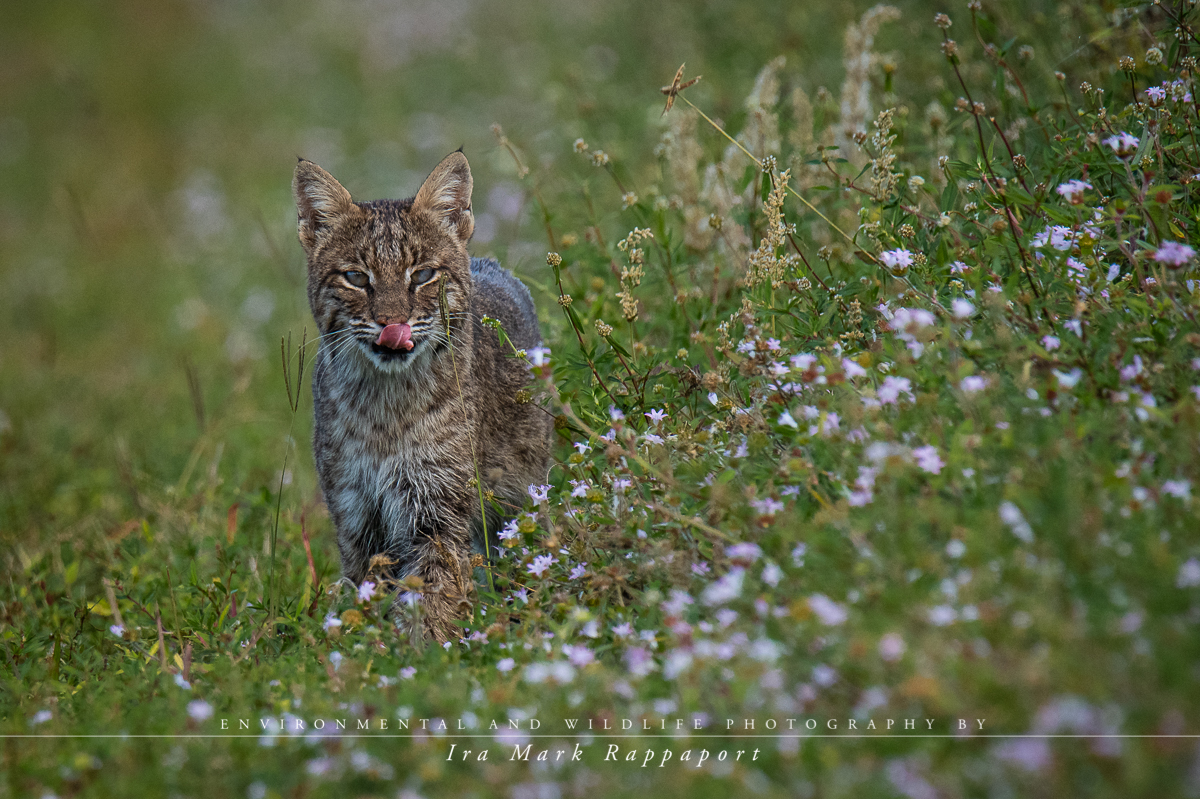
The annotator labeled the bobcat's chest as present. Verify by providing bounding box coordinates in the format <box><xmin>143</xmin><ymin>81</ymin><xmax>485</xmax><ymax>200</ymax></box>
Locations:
<box><xmin>314</xmin><ymin>357</ymin><xmax>472</xmax><ymax>547</ymax></box>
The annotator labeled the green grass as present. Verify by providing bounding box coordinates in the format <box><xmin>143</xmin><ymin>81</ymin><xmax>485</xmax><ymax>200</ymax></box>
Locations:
<box><xmin>4</xmin><ymin>0</ymin><xmax>1200</xmax><ymax>796</ymax></box>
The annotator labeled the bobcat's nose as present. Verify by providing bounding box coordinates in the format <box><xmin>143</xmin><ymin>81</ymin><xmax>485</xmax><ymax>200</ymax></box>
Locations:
<box><xmin>376</xmin><ymin>323</ymin><xmax>413</xmax><ymax>351</ymax></box>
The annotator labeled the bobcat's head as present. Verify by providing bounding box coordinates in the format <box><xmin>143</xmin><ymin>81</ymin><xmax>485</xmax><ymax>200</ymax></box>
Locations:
<box><xmin>293</xmin><ymin>151</ymin><xmax>475</xmax><ymax>374</ymax></box>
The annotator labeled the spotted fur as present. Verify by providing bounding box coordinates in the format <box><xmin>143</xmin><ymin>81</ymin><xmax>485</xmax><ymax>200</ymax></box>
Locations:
<box><xmin>293</xmin><ymin>152</ymin><xmax>551</xmax><ymax>642</ymax></box>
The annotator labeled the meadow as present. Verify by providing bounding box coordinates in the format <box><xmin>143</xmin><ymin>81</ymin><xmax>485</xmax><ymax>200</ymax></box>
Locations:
<box><xmin>3</xmin><ymin>0</ymin><xmax>1200</xmax><ymax>796</ymax></box>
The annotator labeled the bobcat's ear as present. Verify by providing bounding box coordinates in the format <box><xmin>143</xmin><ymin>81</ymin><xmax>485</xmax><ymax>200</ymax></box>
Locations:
<box><xmin>293</xmin><ymin>159</ymin><xmax>354</xmax><ymax>250</ymax></box>
<box><xmin>413</xmin><ymin>151</ymin><xmax>474</xmax><ymax>242</ymax></box>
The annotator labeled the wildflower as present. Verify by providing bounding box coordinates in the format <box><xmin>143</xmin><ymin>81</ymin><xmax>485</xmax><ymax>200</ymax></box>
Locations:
<box><xmin>1178</xmin><ymin>558</ymin><xmax>1200</xmax><ymax>588</ymax></box>
<box><xmin>624</xmin><ymin>647</ymin><xmax>655</xmax><ymax>677</ymax></box>
<box><xmin>960</xmin><ymin>375</ymin><xmax>988</xmax><ymax>394</ymax></box>
<box><xmin>691</xmin><ymin>561</ymin><xmax>710</xmax><ymax>576</ymax></box>
<box><xmin>322</xmin><ymin>614</ymin><xmax>343</xmax><ymax>632</ymax></box>
<box><xmin>808</xmin><ymin>594</ymin><xmax>849</xmax><ymax>626</ymax></box>
<box><xmin>912</xmin><ymin>445</ymin><xmax>945</xmax><ymax>474</ymax></box>
<box><xmin>892</xmin><ymin>307</ymin><xmax>936</xmax><ymax>331</ymax></box>
<box><xmin>727</xmin><ymin>542</ymin><xmax>763</xmax><ymax>565</ymax></box>
<box><xmin>762</xmin><ymin>562</ymin><xmax>783</xmax><ymax>587</ymax></box>
<box><xmin>498</xmin><ymin>519</ymin><xmax>520</xmax><ymax>541</ymax></box>
<box><xmin>328</xmin><ymin>652</ymin><xmax>343</xmax><ymax>672</ymax></box>
<box><xmin>174</xmin><ymin>673</ymin><xmax>192</xmax><ymax>690</ymax></box>
<box><xmin>999</xmin><ymin>501</ymin><xmax>1034</xmax><ymax>543</ymax></box>
<box><xmin>928</xmin><ymin>605</ymin><xmax>957</xmax><ymax>626</ymax></box>
<box><xmin>791</xmin><ymin>543</ymin><xmax>807</xmax><ymax>567</ymax></box>
<box><xmin>1102</xmin><ymin>132</ymin><xmax>1139</xmax><ymax>156</ymax></box>
<box><xmin>702</xmin><ymin>568</ymin><xmax>746</xmax><ymax>605</ymax></box>
<box><xmin>569</xmin><ymin>563</ymin><xmax>588</xmax><ymax>580</ymax></box>
<box><xmin>1145</xmin><ymin>86</ymin><xmax>1165</xmax><ymax>106</ymax></box>
<box><xmin>951</xmin><ymin>298</ymin><xmax>973</xmax><ymax>320</ymax></box>
<box><xmin>1162</xmin><ymin>480</ymin><xmax>1191</xmax><ymax>501</ymax></box>
<box><xmin>29</xmin><ymin>710</ymin><xmax>52</xmax><ymax>726</ymax></box>
<box><xmin>1055</xmin><ymin>180</ymin><xmax>1092</xmax><ymax>204</ymax></box>
<box><xmin>526</xmin><ymin>346</ymin><xmax>551</xmax><ymax>367</ymax></box>
<box><xmin>812</xmin><ymin>664</ymin><xmax>838</xmax><ymax>686</ymax></box>
<box><xmin>573</xmin><ymin>441</ymin><xmax>593</xmax><ymax>454</ymax></box>
<box><xmin>707</xmin><ymin>391</ymin><xmax>719</xmax><ymax>406</ymax></box>
<box><xmin>878</xmin><ymin>375</ymin><xmax>914</xmax><ymax>404</ymax></box>
<box><xmin>842</xmin><ymin>358</ymin><xmax>867</xmax><ymax>378</ymax></box>
<box><xmin>357</xmin><ymin>580</ymin><xmax>376</xmax><ymax>603</ymax></box>
<box><xmin>528</xmin><ymin>484</ymin><xmax>551</xmax><ymax>503</ymax></box>
<box><xmin>879</xmin><ymin>248</ymin><xmax>914</xmax><ymax>276</ymax></box>
<box><xmin>399</xmin><ymin>666</ymin><xmax>417</xmax><ymax>679</ymax></box>
<box><xmin>946</xmin><ymin>540</ymin><xmax>966</xmax><ymax>558</ymax></box>
<box><xmin>1042</xmin><ymin>335</ymin><xmax>1060</xmax><ymax>351</ymax></box>
<box><xmin>645</xmin><ymin>408</ymin><xmax>666</xmax><ymax>424</ymax></box>
<box><xmin>109</xmin><ymin>624</ymin><xmax>125</xmax><ymax>638</ymax></box>
<box><xmin>1120</xmin><ymin>355</ymin><xmax>1144</xmax><ymax>382</ymax></box>
<box><xmin>643</xmin><ymin>432</ymin><xmax>664</xmax><ymax>445</ymax></box>
<box><xmin>187</xmin><ymin>699</ymin><xmax>214</xmax><ymax>722</ymax></box>
<box><xmin>995</xmin><ymin>739</ymin><xmax>1052</xmax><ymax>773</ymax></box>
<box><xmin>778</xmin><ymin>410</ymin><xmax>798</xmax><ymax>429</ymax></box>
<box><xmin>879</xmin><ymin>633</ymin><xmax>906</xmax><ymax>662</ymax></box>
<box><xmin>660</xmin><ymin>589</ymin><xmax>693</xmax><ymax>616</ymax></box>
<box><xmin>564</xmin><ymin>644</ymin><xmax>596</xmax><ymax>667</ymax></box>
<box><xmin>1064</xmin><ymin>319</ymin><xmax>1082</xmax><ymax>336</ymax></box>
<box><xmin>527</xmin><ymin>555</ymin><xmax>554</xmax><ymax>577</ymax></box>
<box><xmin>1154</xmin><ymin>242</ymin><xmax>1196</xmax><ymax>267</ymax></box>
<box><xmin>612</xmin><ymin>622</ymin><xmax>634</xmax><ymax>637</ymax></box>
<box><xmin>751</xmin><ymin>497</ymin><xmax>785</xmax><ymax>519</ymax></box>
<box><xmin>621</xmin><ymin>192</ymin><xmax>638</xmax><ymax>209</ymax></box>
<box><xmin>1054</xmin><ymin>368</ymin><xmax>1083</xmax><ymax>388</ymax></box>
<box><xmin>663</xmin><ymin>650</ymin><xmax>693</xmax><ymax>680</ymax></box>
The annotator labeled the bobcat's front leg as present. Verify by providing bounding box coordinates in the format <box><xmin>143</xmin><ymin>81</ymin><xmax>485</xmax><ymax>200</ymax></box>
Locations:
<box><xmin>402</xmin><ymin>474</ymin><xmax>477</xmax><ymax>643</ymax></box>
<box><xmin>412</xmin><ymin>529</ymin><xmax>475</xmax><ymax>642</ymax></box>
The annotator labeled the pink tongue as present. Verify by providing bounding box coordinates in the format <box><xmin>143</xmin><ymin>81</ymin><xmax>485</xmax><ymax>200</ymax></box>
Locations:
<box><xmin>376</xmin><ymin>323</ymin><xmax>413</xmax><ymax>351</ymax></box>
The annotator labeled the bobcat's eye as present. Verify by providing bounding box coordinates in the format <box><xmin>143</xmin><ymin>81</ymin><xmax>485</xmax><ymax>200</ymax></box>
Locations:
<box><xmin>343</xmin><ymin>270</ymin><xmax>370</xmax><ymax>288</ymax></box>
<box><xmin>411</xmin><ymin>267</ymin><xmax>436</xmax><ymax>286</ymax></box>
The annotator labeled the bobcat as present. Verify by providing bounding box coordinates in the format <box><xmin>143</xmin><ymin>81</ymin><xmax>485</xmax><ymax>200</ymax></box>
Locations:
<box><xmin>292</xmin><ymin>151</ymin><xmax>551</xmax><ymax>641</ymax></box>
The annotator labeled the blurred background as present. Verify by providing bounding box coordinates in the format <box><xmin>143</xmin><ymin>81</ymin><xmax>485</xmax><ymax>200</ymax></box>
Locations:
<box><xmin>0</xmin><ymin>0</ymin><xmax>1128</xmax><ymax>551</ymax></box>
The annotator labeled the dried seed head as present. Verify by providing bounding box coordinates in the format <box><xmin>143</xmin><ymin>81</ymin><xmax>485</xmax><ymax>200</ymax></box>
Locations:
<box><xmin>594</xmin><ymin>319</ymin><xmax>613</xmax><ymax>337</ymax></box>
<box><xmin>546</xmin><ymin>252</ymin><xmax>562</xmax><ymax>267</ymax></box>
<box><xmin>941</xmin><ymin>39</ymin><xmax>959</xmax><ymax>58</ymax></box>
<box><xmin>1118</xmin><ymin>56</ymin><xmax>1136</xmax><ymax>71</ymax></box>
<box><xmin>934</xmin><ymin>13</ymin><xmax>951</xmax><ymax>29</ymax></box>
<box><xmin>1146</xmin><ymin>46</ymin><xmax>1164</xmax><ymax>66</ymax></box>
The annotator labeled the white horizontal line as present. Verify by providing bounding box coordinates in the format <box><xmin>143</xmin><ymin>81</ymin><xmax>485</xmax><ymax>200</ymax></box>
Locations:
<box><xmin>3</xmin><ymin>734</ymin><xmax>1195</xmax><ymax>739</ymax></box>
